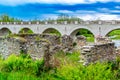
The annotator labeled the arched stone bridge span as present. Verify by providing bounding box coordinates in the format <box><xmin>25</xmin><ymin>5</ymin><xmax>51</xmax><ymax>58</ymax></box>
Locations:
<box><xmin>0</xmin><ymin>20</ymin><xmax>120</xmax><ymax>37</ymax></box>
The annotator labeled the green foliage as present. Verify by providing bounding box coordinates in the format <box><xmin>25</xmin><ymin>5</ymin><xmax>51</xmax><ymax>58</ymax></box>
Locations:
<box><xmin>43</xmin><ymin>29</ymin><xmax>61</xmax><ymax>36</ymax></box>
<box><xmin>19</xmin><ymin>28</ymin><xmax>33</xmax><ymax>34</ymax></box>
<box><xmin>0</xmin><ymin>14</ymin><xmax>22</xmax><ymax>22</ymax></box>
<box><xmin>87</xmin><ymin>37</ymin><xmax>94</xmax><ymax>42</ymax></box>
<box><xmin>108</xmin><ymin>30</ymin><xmax>120</xmax><ymax>36</ymax></box>
<box><xmin>0</xmin><ymin>54</ymin><xmax>44</xmax><ymax>76</ymax></box>
<box><xmin>0</xmin><ymin>52</ymin><xmax>120</xmax><ymax>79</ymax></box>
<box><xmin>76</xmin><ymin>29</ymin><xmax>94</xmax><ymax>42</ymax></box>
<box><xmin>49</xmin><ymin>52</ymin><xmax>114</xmax><ymax>80</ymax></box>
<box><xmin>45</xmin><ymin>14</ymin><xmax>83</xmax><ymax>23</ymax></box>
<box><xmin>108</xmin><ymin>30</ymin><xmax>120</xmax><ymax>40</ymax></box>
<box><xmin>0</xmin><ymin>72</ymin><xmax>40</xmax><ymax>80</ymax></box>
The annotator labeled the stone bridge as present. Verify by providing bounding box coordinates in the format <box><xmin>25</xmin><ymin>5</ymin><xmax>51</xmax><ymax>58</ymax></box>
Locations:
<box><xmin>0</xmin><ymin>20</ymin><xmax>120</xmax><ymax>38</ymax></box>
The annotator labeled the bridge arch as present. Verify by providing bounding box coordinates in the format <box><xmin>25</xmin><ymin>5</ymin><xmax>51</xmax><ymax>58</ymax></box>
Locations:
<box><xmin>0</xmin><ymin>27</ymin><xmax>12</xmax><ymax>36</ymax></box>
<box><xmin>69</xmin><ymin>27</ymin><xmax>95</xmax><ymax>42</ymax></box>
<box><xmin>42</xmin><ymin>28</ymin><xmax>62</xmax><ymax>36</ymax></box>
<box><xmin>18</xmin><ymin>28</ymin><xmax>34</xmax><ymax>34</ymax></box>
<box><xmin>104</xmin><ymin>26</ymin><xmax>120</xmax><ymax>37</ymax></box>
<box><xmin>69</xmin><ymin>27</ymin><xmax>95</xmax><ymax>37</ymax></box>
<box><xmin>105</xmin><ymin>29</ymin><xmax>120</xmax><ymax>37</ymax></box>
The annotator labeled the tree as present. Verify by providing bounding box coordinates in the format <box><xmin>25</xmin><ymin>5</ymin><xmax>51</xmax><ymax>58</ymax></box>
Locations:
<box><xmin>0</xmin><ymin>14</ymin><xmax>22</xmax><ymax>22</ymax></box>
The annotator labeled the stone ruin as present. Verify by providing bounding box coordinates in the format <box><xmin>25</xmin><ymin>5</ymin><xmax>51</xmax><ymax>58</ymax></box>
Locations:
<box><xmin>0</xmin><ymin>34</ymin><xmax>75</xmax><ymax>59</ymax></box>
<box><xmin>95</xmin><ymin>36</ymin><xmax>112</xmax><ymax>44</ymax></box>
<box><xmin>61</xmin><ymin>35</ymin><xmax>73</xmax><ymax>53</ymax></box>
<box><xmin>0</xmin><ymin>37</ymin><xmax>50</xmax><ymax>59</ymax></box>
<box><xmin>0</xmin><ymin>34</ymin><xmax>90</xmax><ymax>59</ymax></box>
<box><xmin>80</xmin><ymin>37</ymin><xmax>117</xmax><ymax>65</ymax></box>
<box><xmin>74</xmin><ymin>35</ymin><xmax>86</xmax><ymax>50</ymax></box>
<box><xmin>80</xmin><ymin>42</ymin><xmax>116</xmax><ymax>65</ymax></box>
<box><xmin>0</xmin><ymin>34</ymin><xmax>119</xmax><ymax>66</ymax></box>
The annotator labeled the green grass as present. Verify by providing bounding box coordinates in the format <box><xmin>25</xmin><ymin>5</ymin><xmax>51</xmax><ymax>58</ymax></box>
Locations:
<box><xmin>0</xmin><ymin>52</ymin><xmax>120</xmax><ymax>80</ymax></box>
<box><xmin>108</xmin><ymin>30</ymin><xmax>120</xmax><ymax>40</ymax></box>
<box><xmin>110</xmin><ymin>35</ymin><xmax>120</xmax><ymax>40</ymax></box>
<box><xmin>86</xmin><ymin>37</ymin><xmax>94</xmax><ymax>42</ymax></box>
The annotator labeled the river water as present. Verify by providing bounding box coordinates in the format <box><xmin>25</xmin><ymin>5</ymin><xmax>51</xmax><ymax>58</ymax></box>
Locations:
<box><xmin>112</xmin><ymin>40</ymin><xmax>120</xmax><ymax>47</ymax></box>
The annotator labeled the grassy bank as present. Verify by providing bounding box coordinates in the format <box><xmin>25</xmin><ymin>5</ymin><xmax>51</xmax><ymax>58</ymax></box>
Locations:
<box><xmin>0</xmin><ymin>52</ymin><xmax>120</xmax><ymax>80</ymax></box>
<box><xmin>108</xmin><ymin>30</ymin><xmax>120</xmax><ymax>40</ymax></box>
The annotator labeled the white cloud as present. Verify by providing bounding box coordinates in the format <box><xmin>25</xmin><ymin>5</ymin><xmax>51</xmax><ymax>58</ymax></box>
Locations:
<box><xmin>98</xmin><ymin>8</ymin><xmax>120</xmax><ymax>13</ymax></box>
<box><xmin>57</xmin><ymin>10</ymin><xmax>74</xmax><ymax>14</ymax></box>
<box><xmin>57</xmin><ymin>9</ymin><xmax>120</xmax><ymax>20</ymax></box>
<box><xmin>57</xmin><ymin>10</ymin><xmax>97</xmax><ymax>14</ymax></box>
<box><xmin>78</xmin><ymin>14</ymin><xmax>120</xmax><ymax>20</ymax></box>
<box><xmin>88</xmin><ymin>0</ymin><xmax>114</xmax><ymax>3</ymax></box>
<box><xmin>0</xmin><ymin>0</ymin><xmax>119</xmax><ymax>6</ymax></box>
<box><xmin>40</xmin><ymin>12</ymin><xmax>120</xmax><ymax>20</ymax></box>
<box><xmin>40</xmin><ymin>14</ymin><xmax>58</xmax><ymax>20</ymax></box>
<box><xmin>115</xmin><ymin>6</ymin><xmax>120</xmax><ymax>9</ymax></box>
<box><xmin>75</xmin><ymin>10</ymin><xmax>97</xmax><ymax>14</ymax></box>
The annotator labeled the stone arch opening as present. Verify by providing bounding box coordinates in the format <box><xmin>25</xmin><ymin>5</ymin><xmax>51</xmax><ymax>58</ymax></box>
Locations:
<box><xmin>19</xmin><ymin>28</ymin><xmax>33</xmax><ymax>34</ymax></box>
<box><xmin>106</xmin><ymin>29</ymin><xmax>120</xmax><ymax>47</ymax></box>
<box><xmin>0</xmin><ymin>28</ymin><xmax>11</xmax><ymax>36</ymax></box>
<box><xmin>42</xmin><ymin>28</ymin><xmax>61</xmax><ymax>36</ymax></box>
<box><xmin>106</xmin><ymin>29</ymin><xmax>120</xmax><ymax>40</ymax></box>
<box><xmin>70</xmin><ymin>28</ymin><xmax>94</xmax><ymax>42</ymax></box>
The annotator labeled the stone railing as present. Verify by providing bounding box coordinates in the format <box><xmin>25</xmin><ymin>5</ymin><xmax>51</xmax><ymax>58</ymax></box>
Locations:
<box><xmin>0</xmin><ymin>20</ymin><xmax>120</xmax><ymax>25</ymax></box>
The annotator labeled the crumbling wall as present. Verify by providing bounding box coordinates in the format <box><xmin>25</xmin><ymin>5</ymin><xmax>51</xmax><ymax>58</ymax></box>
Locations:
<box><xmin>61</xmin><ymin>35</ymin><xmax>74</xmax><ymax>53</ymax></box>
<box><xmin>80</xmin><ymin>42</ymin><xmax>116</xmax><ymax>65</ymax></box>
<box><xmin>27</xmin><ymin>40</ymin><xmax>50</xmax><ymax>59</ymax></box>
<box><xmin>75</xmin><ymin>35</ymin><xmax>86</xmax><ymax>49</ymax></box>
<box><xmin>95</xmin><ymin>37</ymin><xmax>112</xmax><ymax>44</ymax></box>
<box><xmin>0</xmin><ymin>38</ymin><xmax>24</xmax><ymax>58</ymax></box>
<box><xmin>18</xmin><ymin>34</ymin><xmax>61</xmax><ymax>46</ymax></box>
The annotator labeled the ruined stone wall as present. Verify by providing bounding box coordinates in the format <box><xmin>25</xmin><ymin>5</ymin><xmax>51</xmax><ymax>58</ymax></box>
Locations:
<box><xmin>18</xmin><ymin>34</ymin><xmax>60</xmax><ymax>46</ymax></box>
<box><xmin>95</xmin><ymin>37</ymin><xmax>112</xmax><ymax>44</ymax></box>
<box><xmin>26</xmin><ymin>40</ymin><xmax>50</xmax><ymax>59</ymax></box>
<box><xmin>0</xmin><ymin>37</ymin><xmax>50</xmax><ymax>59</ymax></box>
<box><xmin>80</xmin><ymin>42</ymin><xmax>116</xmax><ymax>65</ymax></box>
<box><xmin>0</xmin><ymin>38</ymin><xmax>22</xmax><ymax>58</ymax></box>
<box><xmin>75</xmin><ymin>35</ymin><xmax>86</xmax><ymax>50</ymax></box>
<box><xmin>18</xmin><ymin>34</ymin><xmax>74</xmax><ymax>53</ymax></box>
<box><xmin>61</xmin><ymin>35</ymin><xmax>73</xmax><ymax>53</ymax></box>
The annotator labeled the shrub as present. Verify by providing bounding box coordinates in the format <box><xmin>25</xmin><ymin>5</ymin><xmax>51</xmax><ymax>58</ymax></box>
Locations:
<box><xmin>1</xmin><ymin>54</ymin><xmax>44</xmax><ymax>76</ymax></box>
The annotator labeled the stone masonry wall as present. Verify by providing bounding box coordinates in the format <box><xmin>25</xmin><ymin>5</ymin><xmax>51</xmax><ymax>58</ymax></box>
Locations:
<box><xmin>80</xmin><ymin>42</ymin><xmax>116</xmax><ymax>65</ymax></box>
<box><xmin>18</xmin><ymin>34</ymin><xmax>61</xmax><ymax>46</ymax></box>
<box><xmin>0</xmin><ymin>37</ymin><xmax>50</xmax><ymax>59</ymax></box>
<box><xmin>0</xmin><ymin>38</ymin><xmax>23</xmax><ymax>58</ymax></box>
<box><xmin>61</xmin><ymin>35</ymin><xmax>73</xmax><ymax>53</ymax></box>
<box><xmin>18</xmin><ymin>34</ymin><xmax>74</xmax><ymax>53</ymax></box>
<box><xmin>27</xmin><ymin>40</ymin><xmax>50</xmax><ymax>59</ymax></box>
<box><xmin>75</xmin><ymin>35</ymin><xmax>86</xmax><ymax>50</ymax></box>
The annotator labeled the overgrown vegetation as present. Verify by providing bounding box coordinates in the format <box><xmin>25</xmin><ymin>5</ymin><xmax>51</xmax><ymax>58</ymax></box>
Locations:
<box><xmin>76</xmin><ymin>29</ymin><xmax>94</xmax><ymax>42</ymax></box>
<box><xmin>108</xmin><ymin>30</ymin><xmax>120</xmax><ymax>40</ymax></box>
<box><xmin>0</xmin><ymin>52</ymin><xmax>120</xmax><ymax>80</ymax></box>
<box><xmin>43</xmin><ymin>29</ymin><xmax>61</xmax><ymax>36</ymax></box>
<box><xmin>0</xmin><ymin>14</ymin><xmax>22</xmax><ymax>22</ymax></box>
<box><xmin>19</xmin><ymin>28</ymin><xmax>34</xmax><ymax>34</ymax></box>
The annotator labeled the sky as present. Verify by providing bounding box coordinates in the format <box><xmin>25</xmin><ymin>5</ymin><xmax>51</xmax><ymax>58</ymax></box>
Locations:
<box><xmin>0</xmin><ymin>0</ymin><xmax>120</xmax><ymax>20</ymax></box>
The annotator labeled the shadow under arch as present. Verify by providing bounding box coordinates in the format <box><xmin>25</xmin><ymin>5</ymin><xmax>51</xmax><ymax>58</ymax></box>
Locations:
<box><xmin>18</xmin><ymin>28</ymin><xmax>34</xmax><ymax>34</ymax></box>
<box><xmin>0</xmin><ymin>28</ymin><xmax>11</xmax><ymax>36</ymax></box>
<box><xmin>42</xmin><ymin>28</ymin><xmax>61</xmax><ymax>36</ymax></box>
<box><xmin>70</xmin><ymin>28</ymin><xmax>95</xmax><ymax>42</ymax></box>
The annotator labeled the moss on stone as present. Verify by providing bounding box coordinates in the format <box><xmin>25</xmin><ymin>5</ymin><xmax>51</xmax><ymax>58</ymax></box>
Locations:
<box><xmin>12</xmin><ymin>36</ymin><xmax>27</xmax><ymax>42</ymax></box>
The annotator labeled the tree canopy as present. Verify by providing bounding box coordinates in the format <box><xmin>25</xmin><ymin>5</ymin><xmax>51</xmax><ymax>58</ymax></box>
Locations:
<box><xmin>0</xmin><ymin>14</ymin><xmax>22</xmax><ymax>22</ymax></box>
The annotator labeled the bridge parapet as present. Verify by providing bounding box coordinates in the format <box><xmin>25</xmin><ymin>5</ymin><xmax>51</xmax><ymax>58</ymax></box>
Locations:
<box><xmin>0</xmin><ymin>20</ymin><xmax>119</xmax><ymax>25</ymax></box>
